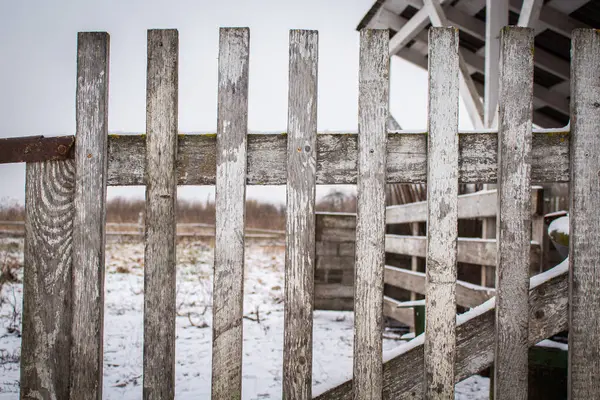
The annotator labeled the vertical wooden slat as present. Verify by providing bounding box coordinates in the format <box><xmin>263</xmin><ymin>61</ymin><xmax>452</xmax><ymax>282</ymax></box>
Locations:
<box><xmin>21</xmin><ymin>160</ymin><xmax>75</xmax><ymax>399</ymax></box>
<box><xmin>143</xmin><ymin>29</ymin><xmax>179</xmax><ymax>400</ymax></box>
<box><xmin>494</xmin><ymin>27</ymin><xmax>534</xmax><ymax>400</ymax></box>
<box><xmin>569</xmin><ymin>29</ymin><xmax>600</xmax><ymax>400</ymax></box>
<box><xmin>70</xmin><ymin>32</ymin><xmax>109</xmax><ymax>400</ymax></box>
<box><xmin>211</xmin><ymin>27</ymin><xmax>249</xmax><ymax>400</ymax></box>
<box><xmin>425</xmin><ymin>27</ymin><xmax>459</xmax><ymax>400</ymax></box>
<box><xmin>353</xmin><ymin>29</ymin><xmax>389</xmax><ymax>400</ymax></box>
<box><xmin>283</xmin><ymin>30</ymin><xmax>318</xmax><ymax>400</ymax></box>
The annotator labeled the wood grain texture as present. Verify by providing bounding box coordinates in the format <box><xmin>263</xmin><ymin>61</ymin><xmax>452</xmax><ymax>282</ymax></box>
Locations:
<box><xmin>425</xmin><ymin>27</ymin><xmax>459</xmax><ymax>400</ymax></box>
<box><xmin>21</xmin><ymin>161</ymin><xmax>74</xmax><ymax>400</ymax></box>
<box><xmin>494</xmin><ymin>27</ymin><xmax>534</xmax><ymax>400</ymax></box>
<box><xmin>211</xmin><ymin>28</ymin><xmax>249</xmax><ymax>400</ymax></box>
<box><xmin>143</xmin><ymin>29</ymin><xmax>178</xmax><ymax>400</ymax></box>
<box><xmin>106</xmin><ymin>130</ymin><xmax>569</xmax><ymax>185</ymax></box>
<box><xmin>70</xmin><ymin>32</ymin><xmax>109</xmax><ymax>400</ymax></box>
<box><xmin>568</xmin><ymin>29</ymin><xmax>600</xmax><ymax>400</ymax></box>
<box><xmin>283</xmin><ymin>29</ymin><xmax>318</xmax><ymax>400</ymax></box>
<box><xmin>382</xmin><ymin>297</ymin><xmax>416</xmax><ymax>327</ymax></box>
<box><xmin>384</xmin><ymin>266</ymin><xmax>495</xmax><ymax>309</ymax></box>
<box><xmin>353</xmin><ymin>29</ymin><xmax>389</xmax><ymax>400</ymax></box>
<box><xmin>315</xmin><ymin>266</ymin><xmax>570</xmax><ymax>400</ymax></box>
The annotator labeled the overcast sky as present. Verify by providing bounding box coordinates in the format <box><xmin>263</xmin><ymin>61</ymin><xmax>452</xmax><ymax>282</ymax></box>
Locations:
<box><xmin>0</xmin><ymin>0</ymin><xmax>473</xmax><ymax>205</ymax></box>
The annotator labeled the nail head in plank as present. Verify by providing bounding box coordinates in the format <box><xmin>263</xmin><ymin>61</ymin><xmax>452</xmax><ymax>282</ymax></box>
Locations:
<box><xmin>425</xmin><ymin>27</ymin><xmax>460</xmax><ymax>400</ymax></box>
<box><xmin>70</xmin><ymin>31</ymin><xmax>110</xmax><ymax>400</ymax></box>
<box><xmin>283</xmin><ymin>29</ymin><xmax>318</xmax><ymax>400</ymax></box>
<box><xmin>143</xmin><ymin>28</ymin><xmax>179</xmax><ymax>400</ymax></box>
<box><xmin>211</xmin><ymin>27</ymin><xmax>250</xmax><ymax>400</ymax></box>
<box><xmin>568</xmin><ymin>29</ymin><xmax>600</xmax><ymax>400</ymax></box>
<box><xmin>353</xmin><ymin>29</ymin><xmax>389</xmax><ymax>400</ymax></box>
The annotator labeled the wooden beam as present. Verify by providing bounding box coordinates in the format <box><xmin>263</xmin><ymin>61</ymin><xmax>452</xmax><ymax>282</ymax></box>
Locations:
<box><xmin>383</xmin><ymin>297</ymin><xmax>416</xmax><ymax>327</ymax></box>
<box><xmin>385</xmin><ymin>235</ymin><xmax>541</xmax><ymax>267</ymax></box>
<box><xmin>425</xmin><ymin>0</ymin><xmax>485</xmax><ymax>128</ymax></box>
<box><xmin>384</xmin><ymin>266</ymin><xmax>495</xmax><ymax>308</ymax></box>
<box><xmin>517</xmin><ymin>0</ymin><xmax>544</xmax><ymax>29</ymax></box>
<box><xmin>314</xmin><ymin>262</ymin><xmax>569</xmax><ymax>399</ymax></box>
<box><xmin>105</xmin><ymin>130</ymin><xmax>570</xmax><ymax>185</ymax></box>
<box><xmin>485</xmin><ymin>0</ymin><xmax>509</xmax><ymax>128</ymax></box>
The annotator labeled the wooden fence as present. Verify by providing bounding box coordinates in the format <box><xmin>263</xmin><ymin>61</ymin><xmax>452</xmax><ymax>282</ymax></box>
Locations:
<box><xmin>1</xmin><ymin>26</ymin><xmax>599</xmax><ymax>399</ymax></box>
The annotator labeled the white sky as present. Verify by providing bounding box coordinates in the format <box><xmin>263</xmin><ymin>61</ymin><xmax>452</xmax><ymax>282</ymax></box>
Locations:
<box><xmin>0</xmin><ymin>0</ymin><xmax>474</xmax><ymax>205</ymax></box>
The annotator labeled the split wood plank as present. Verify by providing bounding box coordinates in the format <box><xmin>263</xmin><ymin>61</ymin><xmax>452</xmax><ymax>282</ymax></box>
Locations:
<box><xmin>568</xmin><ymin>29</ymin><xmax>600</xmax><ymax>400</ymax></box>
<box><xmin>143</xmin><ymin>29</ymin><xmax>179</xmax><ymax>400</ymax></box>
<box><xmin>494</xmin><ymin>27</ymin><xmax>535</xmax><ymax>400</ymax></box>
<box><xmin>70</xmin><ymin>31</ymin><xmax>110</xmax><ymax>400</ymax></box>
<box><xmin>283</xmin><ymin>29</ymin><xmax>318</xmax><ymax>400</ymax></box>
<box><xmin>353</xmin><ymin>29</ymin><xmax>389</xmax><ymax>400</ymax></box>
<box><xmin>21</xmin><ymin>161</ymin><xmax>75</xmax><ymax>399</ymax></box>
<box><xmin>425</xmin><ymin>27</ymin><xmax>459</xmax><ymax>400</ymax></box>
<box><xmin>211</xmin><ymin>27</ymin><xmax>250</xmax><ymax>400</ymax></box>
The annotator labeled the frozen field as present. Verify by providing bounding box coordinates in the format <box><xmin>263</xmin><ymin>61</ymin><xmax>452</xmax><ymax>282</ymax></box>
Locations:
<box><xmin>0</xmin><ymin>237</ymin><xmax>489</xmax><ymax>399</ymax></box>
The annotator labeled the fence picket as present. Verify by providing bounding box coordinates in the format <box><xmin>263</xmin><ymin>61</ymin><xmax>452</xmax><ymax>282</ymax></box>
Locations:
<box><xmin>569</xmin><ymin>29</ymin><xmax>600</xmax><ymax>399</ymax></box>
<box><xmin>353</xmin><ymin>29</ymin><xmax>389</xmax><ymax>400</ymax></box>
<box><xmin>211</xmin><ymin>27</ymin><xmax>250</xmax><ymax>400</ymax></box>
<box><xmin>70</xmin><ymin>32</ymin><xmax>110</xmax><ymax>399</ymax></box>
<box><xmin>283</xmin><ymin>29</ymin><xmax>318</xmax><ymax>400</ymax></box>
<box><xmin>143</xmin><ymin>29</ymin><xmax>179</xmax><ymax>399</ymax></box>
<box><xmin>425</xmin><ymin>27</ymin><xmax>459</xmax><ymax>399</ymax></box>
<box><xmin>21</xmin><ymin>161</ymin><xmax>75</xmax><ymax>399</ymax></box>
<box><xmin>494</xmin><ymin>27</ymin><xmax>534</xmax><ymax>400</ymax></box>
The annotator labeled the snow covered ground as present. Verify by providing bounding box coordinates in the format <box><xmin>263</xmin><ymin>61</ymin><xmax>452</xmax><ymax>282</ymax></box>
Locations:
<box><xmin>0</xmin><ymin>237</ymin><xmax>489</xmax><ymax>399</ymax></box>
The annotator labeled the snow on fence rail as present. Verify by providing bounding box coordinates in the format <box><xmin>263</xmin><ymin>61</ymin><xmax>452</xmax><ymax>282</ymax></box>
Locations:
<box><xmin>0</xmin><ymin>26</ymin><xmax>599</xmax><ymax>400</ymax></box>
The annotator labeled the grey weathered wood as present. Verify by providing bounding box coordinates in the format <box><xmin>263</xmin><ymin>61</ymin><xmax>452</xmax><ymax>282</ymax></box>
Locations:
<box><xmin>382</xmin><ymin>297</ymin><xmax>416</xmax><ymax>327</ymax></box>
<box><xmin>410</xmin><ymin>222</ymin><xmax>419</xmax><ymax>301</ymax></box>
<box><xmin>142</xmin><ymin>29</ymin><xmax>178</xmax><ymax>400</ymax></box>
<box><xmin>21</xmin><ymin>160</ymin><xmax>75</xmax><ymax>400</ymax></box>
<box><xmin>384</xmin><ymin>266</ymin><xmax>495</xmax><ymax>308</ymax></box>
<box><xmin>106</xmin><ymin>129</ymin><xmax>569</xmax><ymax>185</ymax></box>
<box><xmin>70</xmin><ymin>31</ymin><xmax>110</xmax><ymax>400</ymax></box>
<box><xmin>385</xmin><ymin>235</ymin><xmax>541</xmax><ymax>268</ymax></box>
<box><xmin>568</xmin><ymin>29</ymin><xmax>600</xmax><ymax>400</ymax></box>
<box><xmin>494</xmin><ymin>27</ymin><xmax>534</xmax><ymax>400</ymax></box>
<box><xmin>315</xmin><ymin>265</ymin><xmax>569</xmax><ymax>400</ymax></box>
<box><xmin>353</xmin><ymin>29</ymin><xmax>389</xmax><ymax>400</ymax></box>
<box><xmin>425</xmin><ymin>27</ymin><xmax>459</xmax><ymax>400</ymax></box>
<box><xmin>283</xmin><ymin>29</ymin><xmax>318</xmax><ymax>400</ymax></box>
<box><xmin>211</xmin><ymin>27</ymin><xmax>249</xmax><ymax>400</ymax></box>
<box><xmin>386</xmin><ymin>188</ymin><xmax>544</xmax><ymax>224</ymax></box>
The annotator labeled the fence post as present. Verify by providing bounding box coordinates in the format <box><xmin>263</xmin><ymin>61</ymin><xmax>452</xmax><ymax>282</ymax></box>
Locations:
<box><xmin>353</xmin><ymin>28</ymin><xmax>389</xmax><ymax>400</ymax></box>
<box><xmin>425</xmin><ymin>27</ymin><xmax>460</xmax><ymax>399</ymax></box>
<box><xmin>211</xmin><ymin>27</ymin><xmax>250</xmax><ymax>400</ymax></box>
<box><xmin>21</xmin><ymin>161</ymin><xmax>75</xmax><ymax>399</ymax></box>
<box><xmin>283</xmin><ymin>29</ymin><xmax>318</xmax><ymax>400</ymax></box>
<box><xmin>143</xmin><ymin>29</ymin><xmax>179</xmax><ymax>399</ymax></box>
<box><xmin>70</xmin><ymin>31</ymin><xmax>110</xmax><ymax>399</ymax></box>
<box><xmin>494</xmin><ymin>27</ymin><xmax>534</xmax><ymax>400</ymax></box>
<box><xmin>568</xmin><ymin>29</ymin><xmax>600</xmax><ymax>400</ymax></box>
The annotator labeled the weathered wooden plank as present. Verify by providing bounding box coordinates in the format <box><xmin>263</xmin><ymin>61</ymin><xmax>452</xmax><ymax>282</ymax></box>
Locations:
<box><xmin>385</xmin><ymin>235</ymin><xmax>541</xmax><ymax>268</ymax></box>
<box><xmin>21</xmin><ymin>161</ymin><xmax>74</xmax><ymax>400</ymax></box>
<box><xmin>315</xmin><ymin>284</ymin><xmax>354</xmax><ymax>299</ymax></box>
<box><xmin>211</xmin><ymin>27</ymin><xmax>249</xmax><ymax>400</ymax></box>
<box><xmin>353</xmin><ymin>29</ymin><xmax>389</xmax><ymax>400</ymax></box>
<box><xmin>0</xmin><ymin>135</ymin><xmax>74</xmax><ymax>164</ymax></box>
<box><xmin>382</xmin><ymin>297</ymin><xmax>416</xmax><ymax>328</ymax></box>
<box><xmin>283</xmin><ymin>29</ymin><xmax>318</xmax><ymax>400</ymax></box>
<box><xmin>142</xmin><ymin>29</ymin><xmax>178</xmax><ymax>400</ymax></box>
<box><xmin>384</xmin><ymin>266</ymin><xmax>495</xmax><ymax>309</ymax></box>
<box><xmin>386</xmin><ymin>187</ymin><xmax>544</xmax><ymax>224</ymax></box>
<box><xmin>317</xmin><ymin>256</ymin><xmax>355</xmax><ymax>270</ymax></box>
<box><xmin>424</xmin><ymin>27</ymin><xmax>459</xmax><ymax>399</ymax></box>
<box><xmin>70</xmin><ymin>31</ymin><xmax>110</xmax><ymax>399</ymax></box>
<box><xmin>315</xmin><ymin>263</ymin><xmax>570</xmax><ymax>400</ymax></box>
<box><xmin>106</xmin><ymin>130</ymin><xmax>568</xmax><ymax>185</ymax></box>
<box><xmin>569</xmin><ymin>29</ymin><xmax>600</xmax><ymax>400</ymax></box>
<box><xmin>494</xmin><ymin>27</ymin><xmax>534</xmax><ymax>400</ymax></box>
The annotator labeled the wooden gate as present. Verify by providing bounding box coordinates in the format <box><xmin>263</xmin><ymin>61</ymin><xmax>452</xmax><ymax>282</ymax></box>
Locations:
<box><xmin>3</xmin><ymin>26</ymin><xmax>600</xmax><ymax>399</ymax></box>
